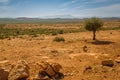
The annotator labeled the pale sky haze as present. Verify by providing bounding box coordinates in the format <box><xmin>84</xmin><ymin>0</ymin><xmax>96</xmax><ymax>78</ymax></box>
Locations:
<box><xmin>0</xmin><ymin>0</ymin><xmax>120</xmax><ymax>18</ymax></box>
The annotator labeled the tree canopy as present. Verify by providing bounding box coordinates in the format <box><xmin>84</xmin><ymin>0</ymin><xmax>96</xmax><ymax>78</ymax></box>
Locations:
<box><xmin>84</xmin><ymin>17</ymin><xmax>103</xmax><ymax>40</ymax></box>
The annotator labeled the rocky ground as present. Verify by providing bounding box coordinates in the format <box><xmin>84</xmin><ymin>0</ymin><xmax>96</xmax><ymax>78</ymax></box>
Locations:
<box><xmin>0</xmin><ymin>30</ymin><xmax>120</xmax><ymax>80</ymax></box>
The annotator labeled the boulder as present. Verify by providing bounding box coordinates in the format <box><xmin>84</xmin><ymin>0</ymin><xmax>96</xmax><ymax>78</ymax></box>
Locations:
<box><xmin>36</xmin><ymin>61</ymin><xmax>63</xmax><ymax>80</ymax></box>
<box><xmin>102</xmin><ymin>60</ymin><xmax>114</xmax><ymax>67</ymax></box>
<box><xmin>38</xmin><ymin>62</ymin><xmax>60</xmax><ymax>77</ymax></box>
<box><xmin>8</xmin><ymin>60</ymin><xmax>30</xmax><ymax>80</ymax></box>
<box><xmin>0</xmin><ymin>68</ymin><xmax>9</xmax><ymax>80</ymax></box>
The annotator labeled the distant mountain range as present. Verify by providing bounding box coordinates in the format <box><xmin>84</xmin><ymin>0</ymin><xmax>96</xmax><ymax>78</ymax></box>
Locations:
<box><xmin>44</xmin><ymin>15</ymin><xmax>75</xmax><ymax>18</ymax></box>
<box><xmin>0</xmin><ymin>17</ymin><xmax>120</xmax><ymax>24</ymax></box>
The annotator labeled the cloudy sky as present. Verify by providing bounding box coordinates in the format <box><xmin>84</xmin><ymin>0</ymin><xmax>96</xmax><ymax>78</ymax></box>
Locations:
<box><xmin>0</xmin><ymin>0</ymin><xmax>120</xmax><ymax>18</ymax></box>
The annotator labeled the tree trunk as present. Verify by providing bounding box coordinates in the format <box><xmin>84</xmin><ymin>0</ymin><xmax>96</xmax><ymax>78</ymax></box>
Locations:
<box><xmin>93</xmin><ymin>30</ymin><xmax>96</xmax><ymax>40</ymax></box>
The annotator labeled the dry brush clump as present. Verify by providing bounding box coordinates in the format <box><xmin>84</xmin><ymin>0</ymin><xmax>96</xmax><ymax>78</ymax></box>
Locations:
<box><xmin>53</xmin><ymin>37</ymin><xmax>65</xmax><ymax>42</ymax></box>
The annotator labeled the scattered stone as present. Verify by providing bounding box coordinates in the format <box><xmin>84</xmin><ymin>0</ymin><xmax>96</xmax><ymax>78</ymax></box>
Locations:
<box><xmin>50</xmin><ymin>49</ymin><xmax>58</xmax><ymax>56</ymax></box>
<box><xmin>8</xmin><ymin>60</ymin><xmax>30</xmax><ymax>80</ymax></box>
<box><xmin>84</xmin><ymin>40</ymin><xmax>87</xmax><ymax>42</ymax></box>
<box><xmin>83</xmin><ymin>46</ymin><xmax>88</xmax><ymax>52</ymax></box>
<box><xmin>115</xmin><ymin>57</ymin><xmax>120</xmax><ymax>63</ymax></box>
<box><xmin>0</xmin><ymin>68</ymin><xmax>9</xmax><ymax>80</ymax></box>
<box><xmin>51</xmin><ymin>49</ymin><xmax>58</xmax><ymax>53</ymax></box>
<box><xmin>110</xmin><ymin>32</ymin><xmax>112</xmax><ymax>34</ymax></box>
<box><xmin>83</xmin><ymin>66</ymin><xmax>92</xmax><ymax>73</ymax></box>
<box><xmin>101</xmin><ymin>60</ymin><xmax>114</xmax><ymax>67</ymax></box>
<box><xmin>85</xmin><ymin>66</ymin><xmax>92</xmax><ymax>70</ymax></box>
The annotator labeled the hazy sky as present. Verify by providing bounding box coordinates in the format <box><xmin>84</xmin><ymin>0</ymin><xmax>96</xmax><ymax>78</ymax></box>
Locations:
<box><xmin>0</xmin><ymin>0</ymin><xmax>120</xmax><ymax>18</ymax></box>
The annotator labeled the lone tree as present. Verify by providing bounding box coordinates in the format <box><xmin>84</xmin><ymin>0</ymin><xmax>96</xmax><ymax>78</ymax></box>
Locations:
<box><xmin>84</xmin><ymin>17</ymin><xmax>103</xmax><ymax>40</ymax></box>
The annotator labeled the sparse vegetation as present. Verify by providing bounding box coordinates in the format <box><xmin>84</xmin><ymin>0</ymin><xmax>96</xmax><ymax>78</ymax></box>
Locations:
<box><xmin>0</xmin><ymin>26</ymin><xmax>81</xmax><ymax>39</ymax></box>
<box><xmin>51</xmin><ymin>31</ymin><xmax>58</xmax><ymax>35</ymax></box>
<box><xmin>100</xmin><ymin>26</ymin><xmax>120</xmax><ymax>30</ymax></box>
<box><xmin>59</xmin><ymin>30</ymin><xmax>64</xmax><ymax>34</ymax></box>
<box><xmin>0</xmin><ymin>20</ymin><xmax>120</xmax><ymax>39</ymax></box>
<box><xmin>53</xmin><ymin>37</ymin><xmax>65</xmax><ymax>42</ymax></box>
<box><xmin>84</xmin><ymin>17</ymin><xmax>103</xmax><ymax>40</ymax></box>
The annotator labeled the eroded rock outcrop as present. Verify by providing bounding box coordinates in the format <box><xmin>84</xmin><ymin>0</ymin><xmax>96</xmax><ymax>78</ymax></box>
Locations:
<box><xmin>34</xmin><ymin>61</ymin><xmax>64</xmax><ymax>80</ymax></box>
<box><xmin>8</xmin><ymin>60</ymin><xmax>30</xmax><ymax>80</ymax></box>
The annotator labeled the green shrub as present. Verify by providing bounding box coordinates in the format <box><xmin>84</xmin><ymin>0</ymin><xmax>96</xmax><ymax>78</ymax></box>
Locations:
<box><xmin>59</xmin><ymin>30</ymin><xmax>64</xmax><ymax>34</ymax></box>
<box><xmin>52</xmin><ymin>31</ymin><xmax>58</xmax><ymax>35</ymax></box>
<box><xmin>31</xmin><ymin>34</ymin><xmax>38</xmax><ymax>37</ymax></box>
<box><xmin>0</xmin><ymin>34</ymin><xmax>9</xmax><ymax>39</ymax></box>
<box><xmin>53</xmin><ymin>37</ymin><xmax>65</xmax><ymax>42</ymax></box>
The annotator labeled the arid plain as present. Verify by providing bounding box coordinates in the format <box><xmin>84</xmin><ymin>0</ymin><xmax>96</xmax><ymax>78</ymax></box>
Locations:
<box><xmin>0</xmin><ymin>21</ymin><xmax>120</xmax><ymax>80</ymax></box>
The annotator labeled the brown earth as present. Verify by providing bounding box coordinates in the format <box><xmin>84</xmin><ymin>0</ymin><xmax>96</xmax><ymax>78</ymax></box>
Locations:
<box><xmin>0</xmin><ymin>30</ymin><xmax>120</xmax><ymax>80</ymax></box>
<box><xmin>4</xmin><ymin>20</ymin><xmax>120</xmax><ymax>29</ymax></box>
